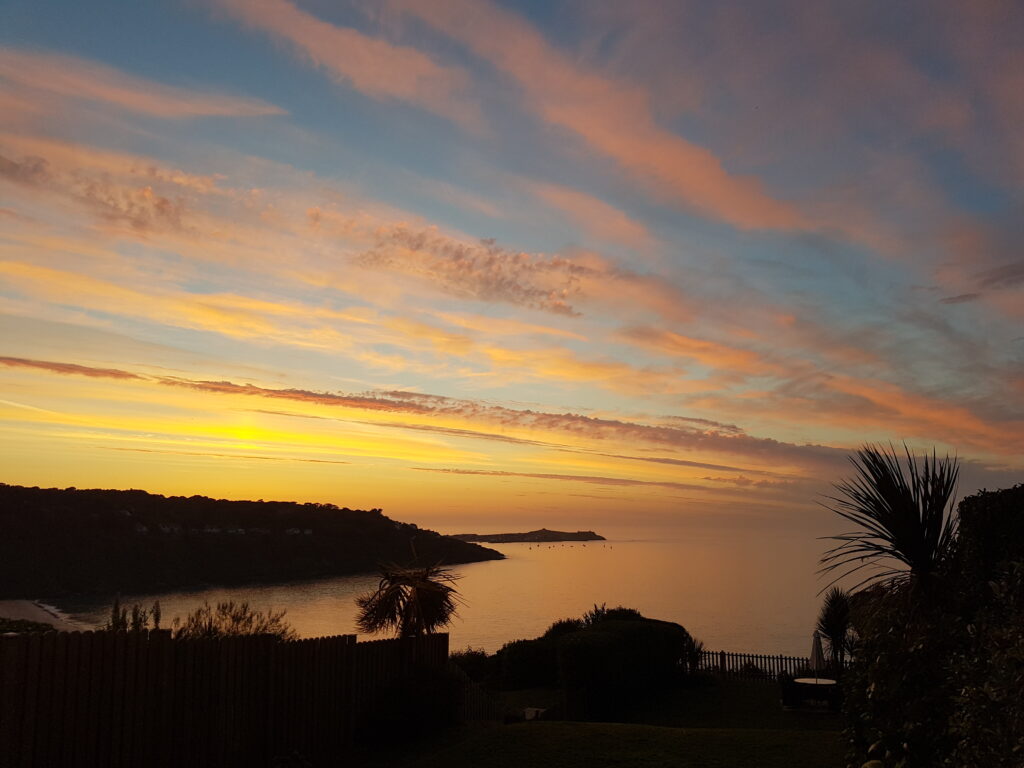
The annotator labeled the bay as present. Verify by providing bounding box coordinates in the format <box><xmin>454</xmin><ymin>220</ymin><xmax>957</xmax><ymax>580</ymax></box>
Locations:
<box><xmin>61</xmin><ymin>530</ymin><xmax>826</xmax><ymax>656</ymax></box>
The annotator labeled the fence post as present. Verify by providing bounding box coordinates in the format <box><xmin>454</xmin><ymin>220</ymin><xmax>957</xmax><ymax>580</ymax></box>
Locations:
<box><xmin>718</xmin><ymin>650</ymin><xmax>726</xmax><ymax>673</ymax></box>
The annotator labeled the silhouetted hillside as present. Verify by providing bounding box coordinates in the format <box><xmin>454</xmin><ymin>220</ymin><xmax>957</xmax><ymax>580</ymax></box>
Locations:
<box><xmin>0</xmin><ymin>484</ymin><xmax>503</xmax><ymax>598</ymax></box>
<box><xmin>453</xmin><ymin>528</ymin><xmax>605</xmax><ymax>543</ymax></box>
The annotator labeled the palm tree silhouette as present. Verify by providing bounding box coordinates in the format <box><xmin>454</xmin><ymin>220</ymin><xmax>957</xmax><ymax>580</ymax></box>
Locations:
<box><xmin>356</xmin><ymin>562</ymin><xmax>461</xmax><ymax>637</ymax></box>
<box><xmin>815</xmin><ymin>586</ymin><xmax>852</xmax><ymax>670</ymax></box>
<box><xmin>820</xmin><ymin>444</ymin><xmax>959</xmax><ymax>591</ymax></box>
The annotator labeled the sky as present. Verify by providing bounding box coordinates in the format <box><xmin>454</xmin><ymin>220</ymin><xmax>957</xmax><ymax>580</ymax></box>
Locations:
<box><xmin>0</xmin><ymin>0</ymin><xmax>1022</xmax><ymax>535</ymax></box>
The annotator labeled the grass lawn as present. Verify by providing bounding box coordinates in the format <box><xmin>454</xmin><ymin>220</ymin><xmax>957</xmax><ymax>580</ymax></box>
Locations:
<box><xmin>396</xmin><ymin>722</ymin><xmax>843</xmax><ymax>768</ymax></box>
<box><xmin>365</xmin><ymin>676</ymin><xmax>845</xmax><ymax>768</ymax></box>
<box><xmin>627</xmin><ymin>674</ymin><xmax>843</xmax><ymax>731</ymax></box>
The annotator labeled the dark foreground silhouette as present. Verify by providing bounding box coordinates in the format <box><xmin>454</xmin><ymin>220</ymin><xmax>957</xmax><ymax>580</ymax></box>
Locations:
<box><xmin>0</xmin><ymin>483</ymin><xmax>502</xmax><ymax>598</ymax></box>
<box><xmin>452</xmin><ymin>528</ymin><xmax>605</xmax><ymax>543</ymax></box>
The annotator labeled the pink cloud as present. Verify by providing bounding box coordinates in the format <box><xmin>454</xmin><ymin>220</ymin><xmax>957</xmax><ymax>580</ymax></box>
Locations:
<box><xmin>0</xmin><ymin>48</ymin><xmax>283</xmax><ymax>118</ymax></box>
<box><xmin>617</xmin><ymin>326</ymin><xmax>775</xmax><ymax>377</ymax></box>
<box><xmin>212</xmin><ymin>0</ymin><xmax>483</xmax><ymax>133</ymax></box>
<box><xmin>390</xmin><ymin>0</ymin><xmax>804</xmax><ymax>231</ymax></box>
<box><xmin>525</xmin><ymin>181</ymin><xmax>654</xmax><ymax>250</ymax></box>
<box><xmin>0</xmin><ymin>152</ymin><xmax>187</xmax><ymax>233</ymax></box>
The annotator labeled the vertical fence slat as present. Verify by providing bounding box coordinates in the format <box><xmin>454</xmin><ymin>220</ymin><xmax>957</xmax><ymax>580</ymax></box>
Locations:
<box><xmin>4</xmin><ymin>627</ymin><xmax>456</xmax><ymax>767</ymax></box>
<box><xmin>59</xmin><ymin>631</ymin><xmax>80</xmax><ymax>768</ymax></box>
<box><xmin>0</xmin><ymin>635</ymin><xmax>28</xmax><ymax>766</ymax></box>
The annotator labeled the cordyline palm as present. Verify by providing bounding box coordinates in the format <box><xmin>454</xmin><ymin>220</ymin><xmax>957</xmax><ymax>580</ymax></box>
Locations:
<box><xmin>819</xmin><ymin>444</ymin><xmax>958</xmax><ymax>592</ymax></box>
<box><xmin>356</xmin><ymin>562</ymin><xmax>461</xmax><ymax>637</ymax></box>
<box><xmin>815</xmin><ymin>587</ymin><xmax>852</xmax><ymax>669</ymax></box>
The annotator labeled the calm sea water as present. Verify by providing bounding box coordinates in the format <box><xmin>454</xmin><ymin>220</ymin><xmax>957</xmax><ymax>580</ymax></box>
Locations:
<box><xmin>61</xmin><ymin>531</ymin><xmax>825</xmax><ymax>656</ymax></box>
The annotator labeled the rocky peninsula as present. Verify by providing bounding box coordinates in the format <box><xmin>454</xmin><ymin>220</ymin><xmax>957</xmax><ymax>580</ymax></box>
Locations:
<box><xmin>452</xmin><ymin>528</ymin><xmax>605</xmax><ymax>544</ymax></box>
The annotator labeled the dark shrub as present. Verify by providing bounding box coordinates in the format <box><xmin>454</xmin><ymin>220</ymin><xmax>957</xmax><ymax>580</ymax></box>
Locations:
<box><xmin>601</xmin><ymin>607</ymin><xmax>644</xmax><ymax>622</ymax></box>
<box><xmin>581</xmin><ymin>603</ymin><xmax>643</xmax><ymax>626</ymax></box>
<box><xmin>543</xmin><ymin>618</ymin><xmax>584</xmax><ymax>638</ymax></box>
<box><xmin>559</xmin><ymin>618</ymin><xmax>693</xmax><ymax>720</ymax></box>
<box><xmin>449</xmin><ymin>646</ymin><xmax>493</xmax><ymax>683</ymax></box>
<box><xmin>495</xmin><ymin>638</ymin><xmax>560</xmax><ymax>689</ymax></box>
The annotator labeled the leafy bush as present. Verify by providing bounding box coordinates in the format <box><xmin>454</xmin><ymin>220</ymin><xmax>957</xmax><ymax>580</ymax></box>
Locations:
<box><xmin>581</xmin><ymin>603</ymin><xmax>643</xmax><ymax>626</ymax></box>
<box><xmin>601</xmin><ymin>606</ymin><xmax>644</xmax><ymax>622</ymax></box>
<box><xmin>946</xmin><ymin>563</ymin><xmax>1024</xmax><ymax>764</ymax></box>
<box><xmin>496</xmin><ymin>638</ymin><xmax>560</xmax><ymax>689</ymax></box>
<box><xmin>105</xmin><ymin>598</ymin><xmax>162</xmax><ymax>632</ymax></box>
<box><xmin>449</xmin><ymin>646</ymin><xmax>493</xmax><ymax>683</ymax></box>
<box><xmin>559</xmin><ymin>618</ymin><xmax>694</xmax><ymax>719</ymax></box>
<box><xmin>685</xmin><ymin>637</ymin><xmax>705</xmax><ymax>674</ymax></box>
<box><xmin>543</xmin><ymin>618</ymin><xmax>584</xmax><ymax>638</ymax></box>
<box><xmin>841</xmin><ymin>484</ymin><xmax>1024</xmax><ymax>767</ymax></box>
<box><xmin>172</xmin><ymin>600</ymin><xmax>297</xmax><ymax>640</ymax></box>
<box><xmin>101</xmin><ymin>598</ymin><xmax>297</xmax><ymax>641</ymax></box>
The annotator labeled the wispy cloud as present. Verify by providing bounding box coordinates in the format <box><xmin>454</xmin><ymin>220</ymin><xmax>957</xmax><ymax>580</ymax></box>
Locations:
<box><xmin>355</xmin><ymin>225</ymin><xmax>590</xmax><ymax>315</ymax></box>
<box><xmin>0</xmin><ymin>355</ymin><xmax>849</xmax><ymax>466</ymax></box>
<box><xmin>100</xmin><ymin>445</ymin><xmax>351</xmax><ymax>465</ymax></box>
<box><xmin>0</xmin><ymin>48</ymin><xmax>283</xmax><ymax>118</ymax></box>
<box><xmin>391</xmin><ymin>0</ymin><xmax>804</xmax><ymax>231</ymax></box>
<box><xmin>410</xmin><ymin>466</ymin><xmax>713</xmax><ymax>493</ymax></box>
<box><xmin>0</xmin><ymin>356</ymin><xmax>145</xmax><ymax>380</ymax></box>
<box><xmin>0</xmin><ymin>152</ymin><xmax>188</xmax><ymax>233</ymax></box>
<box><xmin>211</xmin><ymin>0</ymin><xmax>483</xmax><ymax>132</ymax></box>
<box><xmin>525</xmin><ymin>181</ymin><xmax>654</xmax><ymax>250</ymax></box>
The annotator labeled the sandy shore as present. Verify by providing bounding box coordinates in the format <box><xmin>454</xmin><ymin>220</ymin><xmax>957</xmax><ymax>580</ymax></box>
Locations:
<box><xmin>0</xmin><ymin>600</ymin><xmax>82</xmax><ymax>631</ymax></box>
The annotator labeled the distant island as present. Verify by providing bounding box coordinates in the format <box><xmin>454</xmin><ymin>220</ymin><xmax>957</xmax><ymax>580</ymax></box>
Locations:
<box><xmin>0</xmin><ymin>484</ymin><xmax>503</xmax><ymax>599</ymax></box>
<box><xmin>452</xmin><ymin>528</ymin><xmax>605</xmax><ymax>543</ymax></box>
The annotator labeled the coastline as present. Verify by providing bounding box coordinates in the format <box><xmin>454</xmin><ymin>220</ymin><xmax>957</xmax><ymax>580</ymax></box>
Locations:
<box><xmin>0</xmin><ymin>599</ymin><xmax>83</xmax><ymax>631</ymax></box>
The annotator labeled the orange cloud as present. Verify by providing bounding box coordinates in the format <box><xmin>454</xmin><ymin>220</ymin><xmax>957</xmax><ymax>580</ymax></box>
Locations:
<box><xmin>0</xmin><ymin>48</ymin><xmax>283</xmax><ymax>118</ymax></box>
<box><xmin>410</xmin><ymin>466</ymin><xmax>714</xmax><ymax>493</ymax></box>
<box><xmin>0</xmin><ymin>356</ymin><xmax>144</xmax><ymax>380</ymax></box>
<box><xmin>392</xmin><ymin>0</ymin><xmax>804</xmax><ymax>231</ymax></box>
<box><xmin>525</xmin><ymin>181</ymin><xmax>653</xmax><ymax>249</ymax></box>
<box><xmin>0</xmin><ymin>354</ymin><xmax>848</xmax><ymax>469</ymax></box>
<box><xmin>212</xmin><ymin>0</ymin><xmax>483</xmax><ymax>133</ymax></box>
<box><xmin>617</xmin><ymin>326</ymin><xmax>774</xmax><ymax>377</ymax></box>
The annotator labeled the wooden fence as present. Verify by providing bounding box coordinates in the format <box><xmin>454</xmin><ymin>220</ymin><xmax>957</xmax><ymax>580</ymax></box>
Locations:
<box><xmin>0</xmin><ymin>630</ymin><xmax>449</xmax><ymax>767</ymax></box>
<box><xmin>698</xmin><ymin>649</ymin><xmax>813</xmax><ymax>680</ymax></box>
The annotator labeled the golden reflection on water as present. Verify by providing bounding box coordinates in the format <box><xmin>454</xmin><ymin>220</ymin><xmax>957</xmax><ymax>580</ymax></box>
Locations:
<box><xmin>67</xmin><ymin>532</ymin><xmax>823</xmax><ymax>656</ymax></box>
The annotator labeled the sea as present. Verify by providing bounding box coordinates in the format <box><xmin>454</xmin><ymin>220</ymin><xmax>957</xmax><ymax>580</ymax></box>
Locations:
<box><xmin>58</xmin><ymin>530</ymin><xmax>827</xmax><ymax>657</ymax></box>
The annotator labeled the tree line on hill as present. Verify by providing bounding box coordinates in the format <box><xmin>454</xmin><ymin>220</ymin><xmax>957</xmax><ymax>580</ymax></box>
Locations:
<box><xmin>0</xmin><ymin>484</ymin><xmax>502</xmax><ymax>598</ymax></box>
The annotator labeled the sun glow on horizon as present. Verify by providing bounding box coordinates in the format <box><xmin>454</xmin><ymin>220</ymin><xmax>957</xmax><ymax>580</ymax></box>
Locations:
<box><xmin>1</xmin><ymin>0</ymin><xmax>1022</xmax><ymax>532</ymax></box>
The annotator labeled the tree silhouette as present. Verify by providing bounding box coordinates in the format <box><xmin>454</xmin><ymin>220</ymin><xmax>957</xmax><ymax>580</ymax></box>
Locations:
<box><xmin>815</xmin><ymin>586</ymin><xmax>853</xmax><ymax>670</ymax></box>
<box><xmin>355</xmin><ymin>562</ymin><xmax>460</xmax><ymax>637</ymax></box>
<box><xmin>820</xmin><ymin>444</ymin><xmax>959</xmax><ymax>591</ymax></box>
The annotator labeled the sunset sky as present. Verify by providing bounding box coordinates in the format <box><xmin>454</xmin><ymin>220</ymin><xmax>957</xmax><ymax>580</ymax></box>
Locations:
<box><xmin>1</xmin><ymin>0</ymin><xmax>1022</xmax><ymax>535</ymax></box>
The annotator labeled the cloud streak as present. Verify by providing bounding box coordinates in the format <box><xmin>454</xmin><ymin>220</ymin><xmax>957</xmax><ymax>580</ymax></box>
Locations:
<box><xmin>0</xmin><ymin>48</ymin><xmax>283</xmax><ymax>118</ymax></box>
<box><xmin>212</xmin><ymin>0</ymin><xmax>483</xmax><ymax>132</ymax></box>
<box><xmin>409</xmin><ymin>466</ymin><xmax>714</xmax><ymax>493</ymax></box>
<box><xmin>391</xmin><ymin>0</ymin><xmax>805</xmax><ymax>231</ymax></box>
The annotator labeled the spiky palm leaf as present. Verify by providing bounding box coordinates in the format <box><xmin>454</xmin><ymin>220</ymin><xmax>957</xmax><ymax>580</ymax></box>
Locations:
<box><xmin>356</xmin><ymin>562</ymin><xmax>461</xmax><ymax>637</ymax></box>
<box><xmin>815</xmin><ymin>587</ymin><xmax>852</xmax><ymax>669</ymax></box>
<box><xmin>820</xmin><ymin>444</ymin><xmax>958</xmax><ymax>591</ymax></box>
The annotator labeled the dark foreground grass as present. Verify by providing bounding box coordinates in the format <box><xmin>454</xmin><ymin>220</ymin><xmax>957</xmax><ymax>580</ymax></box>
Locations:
<box><xmin>628</xmin><ymin>674</ymin><xmax>843</xmax><ymax>731</ymax></box>
<box><xmin>395</xmin><ymin>722</ymin><xmax>843</xmax><ymax>768</ymax></box>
